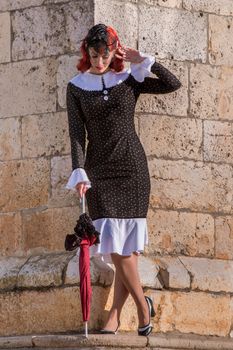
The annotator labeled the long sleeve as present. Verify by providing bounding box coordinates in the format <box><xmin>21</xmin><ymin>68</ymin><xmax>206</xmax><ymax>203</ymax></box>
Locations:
<box><xmin>131</xmin><ymin>52</ymin><xmax>182</xmax><ymax>95</ymax></box>
<box><xmin>65</xmin><ymin>82</ymin><xmax>91</xmax><ymax>191</ymax></box>
<box><xmin>66</xmin><ymin>82</ymin><xmax>86</xmax><ymax>170</ymax></box>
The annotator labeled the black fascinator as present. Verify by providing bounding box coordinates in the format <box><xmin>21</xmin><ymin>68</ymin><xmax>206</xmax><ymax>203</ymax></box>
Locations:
<box><xmin>82</xmin><ymin>23</ymin><xmax>117</xmax><ymax>53</ymax></box>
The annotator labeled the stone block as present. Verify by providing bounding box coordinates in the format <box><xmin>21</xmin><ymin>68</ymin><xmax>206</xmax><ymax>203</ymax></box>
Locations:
<box><xmin>140</xmin><ymin>114</ymin><xmax>202</xmax><ymax>160</ymax></box>
<box><xmin>21</xmin><ymin>112</ymin><xmax>69</xmax><ymax>158</ymax></box>
<box><xmin>0</xmin><ymin>117</ymin><xmax>21</xmax><ymax>161</ymax></box>
<box><xmin>11</xmin><ymin>1</ymin><xmax>93</xmax><ymax>60</ymax></box>
<box><xmin>143</xmin><ymin>0</ymin><xmax>182</xmax><ymax>7</ymax></box>
<box><xmin>180</xmin><ymin>256</ymin><xmax>233</xmax><ymax>293</ymax></box>
<box><xmin>138</xmin><ymin>5</ymin><xmax>207</xmax><ymax>62</ymax></box>
<box><xmin>49</xmin><ymin>156</ymin><xmax>79</xmax><ymax>208</ymax></box>
<box><xmin>0</xmin><ymin>286</ymin><xmax>110</xmax><ymax>336</ymax></box>
<box><xmin>0</xmin><ymin>256</ymin><xmax>28</xmax><ymax>290</ymax></box>
<box><xmin>138</xmin><ymin>255</ymin><xmax>162</xmax><ymax>288</ymax></box>
<box><xmin>157</xmin><ymin>0</ymin><xmax>182</xmax><ymax>8</ymax></box>
<box><xmin>57</xmin><ymin>54</ymin><xmax>81</xmax><ymax>109</ymax></box>
<box><xmin>149</xmin><ymin>290</ymin><xmax>231</xmax><ymax>336</ymax></box>
<box><xmin>136</xmin><ymin>60</ymin><xmax>188</xmax><ymax>116</ymax></box>
<box><xmin>0</xmin><ymin>158</ymin><xmax>50</xmax><ymax>213</ymax></box>
<box><xmin>0</xmin><ymin>58</ymin><xmax>57</xmax><ymax>118</ymax></box>
<box><xmin>17</xmin><ymin>251</ymin><xmax>73</xmax><ymax>288</ymax></box>
<box><xmin>190</xmin><ymin>63</ymin><xmax>233</xmax><ymax>120</ymax></box>
<box><xmin>209</xmin><ymin>15</ymin><xmax>233</xmax><ymax>66</ymax></box>
<box><xmin>147</xmin><ymin>208</ymin><xmax>214</xmax><ymax>256</ymax></box>
<box><xmin>21</xmin><ymin>206</ymin><xmax>80</xmax><ymax>255</ymax></box>
<box><xmin>183</xmin><ymin>0</ymin><xmax>233</xmax><ymax>16</ymax></box>
<box><xmin>215</xmin><ymin>216</ymin><xmax>233</xmax><ymax>260</ymax></box>
<box><xmin>95</xmin><ymin>0</ymin><xmax>138</xmax><ymax>48</ymax></box>
<box><xmin>12</xmin><ymin>5</ymin><xmax>65</xmax><ymax>60</ymax></box>
<box><xmin>204</xmin><ymin>120</ymin><xmax>233</xmax><ymax>164</ymax></box>
<box><xmin>0</xmin><ymin>12</ymin><xmax>10</xmax><ymax>63</ymax></box>
<box><xmin>156</xmin><ymin>256</ymin><xmax>190</xmax><ymax>289</ymax></box>
<box><xmin>148</xmin><ymin>158</ymin><xmax>233</xmax><ymax>214</ymax></box>
<box><xmin>0</xmin><ymin>0</ymin><xmax>43</xmax><ymax>11</ymax></box>
<box><xmin>0</xmin><ymin>212</ymin><xmax>23</xmax><ymax>257</ymax></box>
<box><xmin>65</xmin><ymin>0</ymin><xmax>94</xmax><ymax>53</ymax></box>
<box><xmin>65</xmin><ymin>255</ymin><xmax>114</xmax><ymax>287</ymax></box>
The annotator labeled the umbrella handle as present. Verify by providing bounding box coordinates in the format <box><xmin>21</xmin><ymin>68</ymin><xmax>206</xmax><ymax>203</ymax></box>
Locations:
<box><xmin>80</xmin><ymin>193</ymin><xmax>85</xmax><ymax>214</ymax></box>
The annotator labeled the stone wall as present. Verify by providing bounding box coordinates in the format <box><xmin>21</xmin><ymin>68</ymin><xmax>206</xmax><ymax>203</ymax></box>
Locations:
<box><xmin>0</xmin><ymin>0</ymin><xmax>233</xmax><ymax>338</ymax></box>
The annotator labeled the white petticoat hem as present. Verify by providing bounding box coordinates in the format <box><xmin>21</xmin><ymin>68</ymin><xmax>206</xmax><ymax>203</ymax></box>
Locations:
<box><xmin>76</xmin><ymin>217</ymin><xmax>148</xmax><ymax>264</ymax></box>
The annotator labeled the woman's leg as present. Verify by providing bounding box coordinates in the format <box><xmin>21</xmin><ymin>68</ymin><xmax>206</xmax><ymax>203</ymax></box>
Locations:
<box><xmin>104</xmin><ymin>252</ymin><xmax>149</xmax><ymax>329</ymax></box>
<box><xmin>103</xmin><ymin>263</ymin><xmax>129</xmax><ymax>330</ymax></box>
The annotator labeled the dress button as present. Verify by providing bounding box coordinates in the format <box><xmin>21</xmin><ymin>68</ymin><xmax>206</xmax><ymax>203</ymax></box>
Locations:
<box><xmin>103</xmin><ymin>90</ymin><xmax>108</xmax><ymax>94</ymax></box>
<box><xmin>104</xmin><ymin>96</ymin><xmax>109</xmax><ymax>100</ymax></box>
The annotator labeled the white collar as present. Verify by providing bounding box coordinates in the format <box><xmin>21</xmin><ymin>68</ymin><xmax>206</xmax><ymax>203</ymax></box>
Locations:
<box><xmin>69</xmin><ymin>54</ymin><xmax>155</xmax><ymax>91</ymax></box>
<box><xmin>69</xmin><ymin>68</ymin><xmax>131</xmax><ymax>91</ymax></box>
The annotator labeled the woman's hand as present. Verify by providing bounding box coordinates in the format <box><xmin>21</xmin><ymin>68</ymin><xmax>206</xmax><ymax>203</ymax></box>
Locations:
<box><xmin>75</xmin><ymin>182</ymin><xmax>89</xmax><ymax>198</ymax></box>
<box><xmin>115</xmin><ymin>46</ymin><xmax>145</xmax><ymax>64</ymax></box>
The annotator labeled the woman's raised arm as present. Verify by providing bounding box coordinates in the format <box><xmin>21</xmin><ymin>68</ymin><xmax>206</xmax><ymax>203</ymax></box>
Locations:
<box><xmin>130</xmin><ymin>52</ymin><xmax>182</xmax><ymax>95</ymax></box>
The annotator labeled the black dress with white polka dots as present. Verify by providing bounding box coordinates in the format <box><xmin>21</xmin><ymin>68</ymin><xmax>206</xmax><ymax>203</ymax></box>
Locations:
<box><xmin>66</xmin><ymin>59</ymin><xmax>181</xmax><ymax>221</ymax></box>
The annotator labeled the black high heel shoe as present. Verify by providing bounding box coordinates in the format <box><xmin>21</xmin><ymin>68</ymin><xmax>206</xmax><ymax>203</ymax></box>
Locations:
<box><xmin>138</xmin><ymin>296</ymin><xmax>156</xmax><ymax>336</ymax></box>
<box><xmin>100</xmin><ymin>321</ymin><xmax>120</xmax><ymax>335</ymax></box>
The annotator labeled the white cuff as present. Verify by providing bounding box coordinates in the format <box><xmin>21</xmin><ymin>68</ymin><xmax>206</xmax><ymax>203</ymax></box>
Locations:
<box><xmin>130</xmin><ymin>51</ymin><xmax>156</xmax><ymax>82</ymax></box>
<box><xmin>65</xmin><ymin>168</ymin><xmax>92</xmax><ymax>191</ymax></box>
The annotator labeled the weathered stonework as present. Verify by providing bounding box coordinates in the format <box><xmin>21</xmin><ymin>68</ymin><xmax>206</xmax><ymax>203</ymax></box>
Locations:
<box><xmin>57</xmin><ymin>54</ymin><xmax>81</xmax><ymax>109</ymax></box>
<box><xmin>1</xmin><ymin>252</ymin><xmax>232</xmax><ymax>337</ymax></box>
<box><xmin>0</xmin><ymin>0</ymin><xmax>232</xmax><ymax>339</ymax></box>
<box><xmin>0</xmin><ymin>286</ymin><xmax>110</xmax><ymax>336</ymax></box>
<box><xmin>21</xmin><ymin>112</ymin><xmax>69</xmax><ymax>158</ymax></box>
<box><xmin>148</xmin><ymin>159</ymin><xmax>233</xmax><ymax>214</ymax></box>
<box><xmin>0</xmin><ymin>213</ymin><xmax>23</xmax><ymax>257</ymax></box>
<box><xmin>149</xmin><ymin>290</ymin><xmax>231</xmax><ymax>336</ymax></box>
<box><xmin>95</xmin><ymin>0</ymin><xmax>138</xmax><ymax>48</ymax></box>
<box><xmin>0</xmin><ymin>117</ymin><xmax>21</xmax><ymax>161</ymax></box>
<box><xmin>179</xmin><ymin>256</ymin><xmax>233</xmax><ymax>293</ymax></box>
<box><xmin>0</xmin><ymin>12</ymin><xmax>10</xmax><ymax>63</ymax></box>
<box><xmin>147</xmin><ymin>208</ymin><xmax>214</xmax><ymax>257</ymax></box>
<box><xmin>204</xmin><ymin>120</ymin><xmax>233</xmax><ymax>164</ymax></box>
<box><xmin>0</xmin><ymin>1</ymin><xmax>44</xmax><ymax>12</ymax></box>
<box><xmin>135</xmin><ymin>60</ymin><xmax>188</xmax><ymax>116</ymax></box>
<box><xmin>21</xmin><ymin>206</ymin><xmax>79</xmax><ymax>255</ymax></box>
<box><xmin>11</xmin><ymin>1</ymin><xmax>94</xmax><ymax>60</ymax></box>
<box><xmin>190</xmin><ymin>63</ymin><xmax>233</xmax><ymax>120</ymax></box>
<box><xmin>49</xmin><ymin>156</ymin><xmax>78</xmax><ymax>208</ymax></box>
<box><xmin>0</xmin><ymin>158</ymin><xmax>50</xmax><ymax>213</ymax></box>
<box><xmin>140</xmin><ymin>114</ymin><xmax>202</xmax><ymax>161</ymax></box>
<box><xmin>0</xmin><ymin>58</ymin><xmax>57</xmax><ymax>118</ymax></box>
<box><xmin>215</xmin><ymin>215</ymin><xmax>233</xmax><ymax>260</ymax></box>
<box><xmin>138</xmin><ymin>4</ymin><xmax>207</xmax><ymax>62</ymax></box>
<box><xmin>183</xmin><ymin>0</ymin><xmax>233</xmax><ymax>16</ymax></box>
<box><xmin>209</xmin><ymin>15</ymin><xmax>233</xmax><ymax>66</ymax></box>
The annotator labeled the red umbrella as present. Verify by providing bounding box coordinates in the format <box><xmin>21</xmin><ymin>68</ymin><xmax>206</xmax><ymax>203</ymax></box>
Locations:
<box><xmin>64</xmin><ymin>194</ymin><xmax>100</xmax><ymax>336</ymax></box>
<box><xmin>77</xmin><ymin>194</ymin><xmax>100</xmax><ymax>337</ymax></box>
<box><xmin>79</xmin><ymin>234</ymin><xmax>98</xmax><ymax>336</ymax></box>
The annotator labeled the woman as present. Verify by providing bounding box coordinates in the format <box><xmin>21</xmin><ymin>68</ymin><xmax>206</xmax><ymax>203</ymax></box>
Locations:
<box><xmin>65</xmin><ymin>23</ymin><xmax>181</xmax><ymax>336</ymax></box>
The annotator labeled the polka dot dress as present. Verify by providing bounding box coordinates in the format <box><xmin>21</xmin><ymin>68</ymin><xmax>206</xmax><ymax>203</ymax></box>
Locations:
<box><xmin>66</xmin><ymin>55</ymin><xmax>181</xmax><ymax>258</ymax></box>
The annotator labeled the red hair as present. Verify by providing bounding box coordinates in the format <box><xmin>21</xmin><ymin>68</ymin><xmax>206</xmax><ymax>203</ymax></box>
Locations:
<box><xmin>76</xmin><ymin>26</ymin><xmax>124</xmax><ymax>73</ymax></box>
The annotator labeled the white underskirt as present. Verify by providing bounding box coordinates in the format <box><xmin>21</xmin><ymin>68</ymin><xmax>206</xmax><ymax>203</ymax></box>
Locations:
<box><xmin>76</xmin><ymin>217</ymin><xmax>148</xmax><ymax>264</ymax></box>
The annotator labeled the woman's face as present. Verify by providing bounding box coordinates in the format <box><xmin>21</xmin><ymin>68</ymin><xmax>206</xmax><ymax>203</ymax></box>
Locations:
<box><xmin>88</xmin><ymin>45</ymin><xmax>116</xmax><ymax>74</ymax></box>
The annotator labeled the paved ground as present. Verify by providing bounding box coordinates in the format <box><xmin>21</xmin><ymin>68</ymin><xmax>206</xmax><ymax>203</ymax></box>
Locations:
<box><xmin>0</xmin><ymin>331</ymin><xmax>233</xmax><ymax>349</ymax></box>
